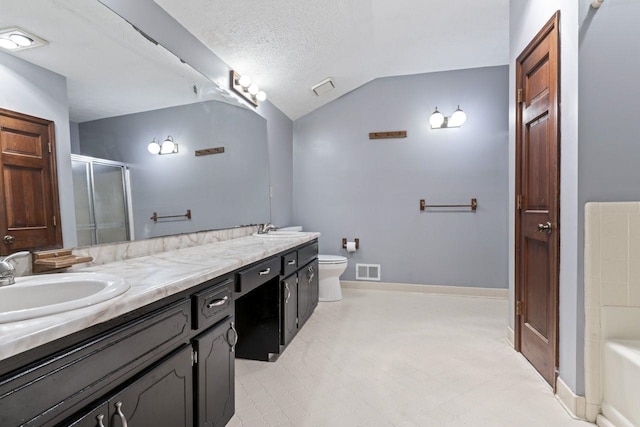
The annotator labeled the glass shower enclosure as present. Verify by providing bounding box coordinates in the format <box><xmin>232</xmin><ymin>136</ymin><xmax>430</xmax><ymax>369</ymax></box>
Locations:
<box><xmin>71</xmin><ymin>155</ymin><xmax>132</xmax><ymax>246</ymax></box>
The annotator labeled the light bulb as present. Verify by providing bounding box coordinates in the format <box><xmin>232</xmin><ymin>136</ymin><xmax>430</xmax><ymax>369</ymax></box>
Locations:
<box><xmin>147</xmin><ymin>139</ymin><xmax>161</xmax><ymax>155</ymax></box>
<box><xmin>256</xmin><ymin>91</ymin><xmax>267</xmax><ymax>102</ymax></box>
<box><xmin>238</xmin><ymin>75</ymin><xmax>251</xmax><ymax>88</ymax></box>
<box><xmin>248</xmin><ymin>84</ymin><xmax>259</xmax><ymax>96</ymax></box>
<box><xmin>9</xmin><ymin>34</ymin><xmax>33</xmax><ymax>47</ymax></box>
<box><xmin>429</xmin><ymin>108</ymin><xmax>445</xmax><ymax>128</ymax></box>
<box><xmin>160</xmin><ymin>136</ymin><xmax>175</xmax><ymax>154</ymax></box>
<box><xmin>449</xmin><ymin>106</ymin><xmax>467</xmax><ymax>127</ymax></box>
<box><xmin>0</xmin><ymin>38</ymin><xmax>19</xmax><ymax>50</ymax></box>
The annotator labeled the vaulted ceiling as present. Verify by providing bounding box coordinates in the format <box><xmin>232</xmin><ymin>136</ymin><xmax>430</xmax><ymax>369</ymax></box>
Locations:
<box><xmin>155</xmin><ymin>0</ymin><xmax>510</xmax><ymax>120</ymax></box>
<box><xmin>0</xmin><ymin>0</ymin><xmax>509</xmax><ymax>122</ymax></box>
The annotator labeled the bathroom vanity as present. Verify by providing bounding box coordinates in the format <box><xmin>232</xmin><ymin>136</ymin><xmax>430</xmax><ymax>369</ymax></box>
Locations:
<box><xmin>0</xmin><ymin>234</ymin><xmax>319</xmax><ymax>427</ymax></box>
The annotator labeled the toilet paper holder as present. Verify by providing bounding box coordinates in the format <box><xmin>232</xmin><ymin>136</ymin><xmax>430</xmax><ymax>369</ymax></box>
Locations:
<box><xmin>342</xmin><ymin>238</ymin><xmax>359</xmax><ymax>250</ymax></box>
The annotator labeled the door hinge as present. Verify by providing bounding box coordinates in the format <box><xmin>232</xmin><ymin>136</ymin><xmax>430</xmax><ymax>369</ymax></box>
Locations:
<box><xmin>516</xmin><ymin>300</ymin><xmax>523</xmax><ymax>316</ymax></box>
<box><xmin>53</xmin><ymin>216</ymin><xmax>57</xmax><ymax>227</ymax></box>
<box><xmin>191</xmin><ymin>349</ymin><xmax>198</xmax><ymax>366</ymax></box>
<box><xmin>48</xmin><ymin>142</ymin><xmax>52</xmax><ymax>153</ymax></box>
<box><xmin>517</xmin><ymin>88</ymin><xmax>523</xmax><ymax>103</ymax></box>
<box><xmin>517</xmin><ymin>195</ymin><xmax>523</xmax><ymax>210</ymax></box>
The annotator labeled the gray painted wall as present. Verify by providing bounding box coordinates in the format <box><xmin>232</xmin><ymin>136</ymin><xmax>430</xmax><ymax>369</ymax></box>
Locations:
<box><xmin>0</xmin><ymin>51</ymin><xmax>77</xmax><ymax>248</ymax></box>
<box><xmin>70</xmin><ymin>121</ymin><xmax>81</xmax><ymax>154</ymax></box>
<box><xmin>293</xmin><ymin>66</ymin><xmax>509</xmax><ymax>288</ymax></box>
<box><xmin>577</xmin><ymin>0</ymin><xmax>640</xmax><ymax>390</ymax></box>
<box><xmin>258</xmin><ymin>101</ymin><xmax>294</xmax><ymax>227</ymax></box>
<box><xmin>79</xmin><ymin>101</ymin><xmax>270</xmax><ymax>239</ymax></box>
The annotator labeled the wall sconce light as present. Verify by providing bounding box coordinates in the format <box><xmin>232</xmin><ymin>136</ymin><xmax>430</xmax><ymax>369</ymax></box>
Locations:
<box><xmin>230</xmin><ymin>70</ymin><xmax>267</xmax><ymax>107</ymax></box>
<box><xmin>429</xmin><ymin>106</ymin><xmax>467</xmax><ymax>129</ymax></box>
<box><xmin>147</xmin><ymin>136</ymin><xmax>178</xmax><ymax>155</ymax></box>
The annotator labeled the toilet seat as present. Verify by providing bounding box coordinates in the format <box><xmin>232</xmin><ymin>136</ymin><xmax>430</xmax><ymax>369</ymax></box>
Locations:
<box><xmin>318</xmin><ymin>255</ymin><xmax>347</xmax><ymax>264</ymax></box>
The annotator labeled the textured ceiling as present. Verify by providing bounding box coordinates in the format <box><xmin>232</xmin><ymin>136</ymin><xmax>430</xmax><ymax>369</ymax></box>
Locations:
<box><xmin>154</xmin><ymin>0</ymin><xmax>510</xmax><ymax>120</ymax></box>
<box><xmin>0</xmin><ymin>0</ymin><xmax>229</xmax><ymax>122</ymax></box>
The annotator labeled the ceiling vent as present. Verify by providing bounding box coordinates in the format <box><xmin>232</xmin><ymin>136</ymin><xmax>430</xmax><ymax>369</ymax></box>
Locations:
<box><xmin>311</xmin><ymin>78</ymin><xmax>335</xmax><ymax>96</ymax></box>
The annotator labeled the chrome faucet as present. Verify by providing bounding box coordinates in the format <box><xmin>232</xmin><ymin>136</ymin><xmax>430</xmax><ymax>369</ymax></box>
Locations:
<box><xmin>0</xmin><ymin>251</ymin><xmax>30</xmax><ymax>286</ymax></box>
<box><xmin>258</xmin><ymin>223</ymin><xmax>278</xmax><ymax>234</ymax></box>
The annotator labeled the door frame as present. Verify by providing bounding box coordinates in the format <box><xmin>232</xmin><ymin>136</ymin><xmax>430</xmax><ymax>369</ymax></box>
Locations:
<box><xmin>514</xmin><ymin>11</ymin><xmax>561</xmax><ymax>385</ymax></box>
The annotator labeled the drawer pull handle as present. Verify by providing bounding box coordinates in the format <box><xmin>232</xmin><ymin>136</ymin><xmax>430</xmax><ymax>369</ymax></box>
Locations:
<box><xmin>287</xmin><ymin>260</ymin><xmax>296</xmax><ymax>265</ymax></box>
<box><xmin>229</xmin><ymin>321</ymin><xmax>239</xmax><ymax>352</ymax></box>
<box><xmin>97</xmin><ymin>414</ymin><xmax>105</xmax><ymax>427</ymax></box>
<box><xmin>115</xmin><ymin>402</ymin><xmax>128</xmax><ymax>427</ymax></box>
<box><xmin>284</xmin><ymin>282</ymin><xmax>291</xmax><ymax>303</ymax></box>
<box><xmin>259</xmin><ymin>268</ymin><xmax>271</xmax><ymax>275</ymax></box>
<box><xmin>207</xmin><ymin>296</ymin><xmax>229</xmax><ymax>308</ymax></box>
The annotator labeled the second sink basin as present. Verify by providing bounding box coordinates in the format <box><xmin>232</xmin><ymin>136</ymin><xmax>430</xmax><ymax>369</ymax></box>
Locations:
<box><xmin>251</xmin><ymin>231</ymin><xmax>302</xmax><ymax>238</ymax></box>
<box><xmin>0</xmin><ymin>273</ymin><xmax>130</xmax><ymax>324</ymax></box>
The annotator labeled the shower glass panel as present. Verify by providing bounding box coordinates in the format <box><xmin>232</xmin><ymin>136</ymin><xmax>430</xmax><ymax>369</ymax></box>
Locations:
<box><xmin>71</xmin><ymin>155</ymin><xmax>131</xmax><ymax>245</ymax></box>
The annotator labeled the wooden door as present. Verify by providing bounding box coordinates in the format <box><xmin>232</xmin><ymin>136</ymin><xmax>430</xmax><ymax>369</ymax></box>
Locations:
<box><xmin>0</xmin><ymin>108</ymin><xmax>62</xmax><ymax>255</ymax></box>
<box><xmin>515</xmin><ymin>12</ymin><xmax>560</xmax><ymax>387</ymax></box>
<box><xmin>194</xmin><ymin>318</ymin><xmax>235</xmax><ymax>427</ymax></box>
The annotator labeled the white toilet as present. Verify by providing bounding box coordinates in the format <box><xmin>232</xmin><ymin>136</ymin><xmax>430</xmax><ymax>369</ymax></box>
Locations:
<box><xmin>318</xmin><ymin>255</ymin><xmax>348</xmax><ymax>302</ymax></box>
<box><xmin>278</xmin><ymin>226</ymin><xmax>348</xmax><ymax>302</ymax></box>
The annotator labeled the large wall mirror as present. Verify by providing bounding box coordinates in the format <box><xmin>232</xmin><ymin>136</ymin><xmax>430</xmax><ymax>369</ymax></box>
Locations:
<box><xmin>0</xmin><ymin>0</ymin><xmax>271</xmax><ymax>246</ymax></box>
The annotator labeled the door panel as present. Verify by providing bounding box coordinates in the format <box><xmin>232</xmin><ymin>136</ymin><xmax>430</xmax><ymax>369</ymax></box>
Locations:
<box><xmin>515</xmin><ymin>12</ymin><xmax>560</xmax><ymax>387</ymax></box>
<box><xmin>281</xmin><ymin>274</ymin><xmax>298</xmax><ymax>346</ymax></box>
<box><xmin>0</xmin><ymin>109</ymin><xmax>61</xmax><ymax>254</ymax></box>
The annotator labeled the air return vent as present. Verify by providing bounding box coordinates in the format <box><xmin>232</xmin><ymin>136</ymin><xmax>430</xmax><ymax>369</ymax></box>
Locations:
<box><xmin>356</xmin><ymin>263</ymin><xmax>381</xmax><ymax>281</ymax></box>
<box><xmin>311</xmin><ymin>77</ymin><xmax>335</xmax><ymax>96</ymax></box>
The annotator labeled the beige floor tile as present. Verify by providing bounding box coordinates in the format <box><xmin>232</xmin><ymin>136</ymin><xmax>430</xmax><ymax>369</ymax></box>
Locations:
<box><xmin>229</xmin><ymin>289</ymin><xmax>593</xmax><ymax>427</ymax></box>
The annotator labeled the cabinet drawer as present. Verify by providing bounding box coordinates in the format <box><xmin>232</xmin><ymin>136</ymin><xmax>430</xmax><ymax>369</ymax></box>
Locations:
<box><xmin>281</xmin><ymin>251</ymin><xmax>298</xmax><ymax>277</ymax></box>
<box><xmin>298</xmin><ymin>241</ymin><xmax>318</xmax><ymax>267</ymax></box>
<box><xmin>193</xmin><ymin>278</ymin><xmax>234</xmax><ymax>330</ymax></box>
<box><xmin>0</xmin><ymin>300</ymin><xmax>191</xmax><ymax>427</ymax></box>
<box><xmin>235</xmin><ymin>257</ymin><xmax>280</xmax><ymax>296</ymax></box>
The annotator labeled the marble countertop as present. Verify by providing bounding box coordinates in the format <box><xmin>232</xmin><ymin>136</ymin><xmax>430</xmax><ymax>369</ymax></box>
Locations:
<box><xmin>0</xmin><ymin>232</ymin><xmax>319</xmax><ymax>362</ymax></box>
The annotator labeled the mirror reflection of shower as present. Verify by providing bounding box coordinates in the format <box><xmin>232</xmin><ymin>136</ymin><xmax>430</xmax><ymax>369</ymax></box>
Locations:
<box><xmin>71</xmin><ymin>155</ymin><xmax>132</xmax><ymax>246</ymax></box>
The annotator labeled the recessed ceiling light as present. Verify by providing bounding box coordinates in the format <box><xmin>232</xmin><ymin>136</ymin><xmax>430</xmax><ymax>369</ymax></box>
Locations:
<box><xmin>0</xmin><ymin>38</ymin><xmax>18</xmax><ymax>50</ymax></box>
<box><xmin>0</xmin><ymin>27</ymin><xmax>47</xmax><ymax>52</ymax></box>
<box><xmin>9</xmin><ymin>33</ymin><xmax>33</xmax><ymax>47</ymax></box>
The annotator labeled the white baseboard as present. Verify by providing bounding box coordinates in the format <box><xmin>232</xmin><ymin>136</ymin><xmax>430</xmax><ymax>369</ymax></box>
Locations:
<box><xmin>596</xmin><ymin>414</ymin><xmax>616</xmax><ymax>427</ymax></box>
<box><xmin>555</xmin><ymin>376</ymin><xmax>586</xmax><ymax>420</ymax></box>
<box><xmin>341</xmin><ymin>281</ymin><xmax>507</xmax><ymax>299</ymax></box>
<box><xmin>506</xmin><ymin>326</ymin><xmax>514</xmax><ymax>347</ymax></box>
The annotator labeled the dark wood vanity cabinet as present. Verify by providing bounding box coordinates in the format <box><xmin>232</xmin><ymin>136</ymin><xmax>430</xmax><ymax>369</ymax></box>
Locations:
<box><xmin>0</xmin><ymin>240</ymin><xmax>318</xmax><ymax>427</ymax></box>
<box><xmin>279</xmin><ymin>242</ymin><xmax>319</xmax><ymax>349</ymax></box>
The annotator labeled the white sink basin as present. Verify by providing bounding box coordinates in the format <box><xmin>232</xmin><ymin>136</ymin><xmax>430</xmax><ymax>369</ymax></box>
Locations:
<box><xmin>0</xmin><ymin>273</ymin><xmax>130</xmax><ymax>323</ymax></box>
<box><xmin>251</xmin><ymin>231</ymin><xmax>302</xmax><ymax>238</ymax></box>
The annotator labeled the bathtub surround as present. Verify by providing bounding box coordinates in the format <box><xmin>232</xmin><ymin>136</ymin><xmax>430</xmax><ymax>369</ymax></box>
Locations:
<box><xmin>293</xmin><ymin>65</ymin><xmax>509</xmax><ymax>288</ymax></box>
<box><xmin>584</xmin><ymin>202</ymin><xmax>640</xmax><ymax>423</ymax></box>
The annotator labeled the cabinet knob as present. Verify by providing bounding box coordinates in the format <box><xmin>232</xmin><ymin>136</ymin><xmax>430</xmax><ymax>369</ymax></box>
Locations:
<box><xmin>3</xmin><ymin>235</ymin><xmax>15</xmax><ymax>245</ymax></box>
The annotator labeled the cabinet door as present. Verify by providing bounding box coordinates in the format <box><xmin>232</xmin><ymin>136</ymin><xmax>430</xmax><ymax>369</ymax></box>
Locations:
<box><xmin>108</xmin><ymin>346</ymin><xmax>193</xmax><ymax>427</ymax></box>
<box><xmin>281</xmin><ymin>274</ymin><xmax>298</xmax><ymax>346</ymax></box>
<box><xmin>65</xmin><ymin>403</ymin><xmax>108</xmax><ymax>427</ymax></box>
<box><xmin>194</xmin><ymin>318</ymin><xmax>236</xmax><ymax>427</ymax></box>
<box><xmin>298</xmin><ymin>266</ymin><xmax>313</xmax><ymax>328</ymax></box>
<box><xmin>308</xmin><ymin>261</ymin><xmax>319</xmax><ymax>311</ymax></box>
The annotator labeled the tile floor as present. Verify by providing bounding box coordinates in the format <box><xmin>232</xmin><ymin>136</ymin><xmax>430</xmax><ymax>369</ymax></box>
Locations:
<box><xmin>228</xmin><ymin>289</ymin><xmax>594</xmax><ymax>427</ymax></box>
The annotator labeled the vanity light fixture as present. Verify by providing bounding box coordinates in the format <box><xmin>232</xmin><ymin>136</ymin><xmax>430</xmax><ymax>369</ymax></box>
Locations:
<box><xmin>230</xmin><ymin>70</ymin><xmax>267</xmax><ymax>107</ymax></box>
<box><xmin>0</xmin><ymin>27</ymin><xmax>48</xmax><ymax>51</ymax></box>
<box><xmin>429</xmin><ymin>105</ymin><xmax>467</xmax><ymax>129</ymax></box>
<box><xmin>147</xmin><ymin>136</ymin><xmax>178</xmax><ymax>155</ymax></box>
